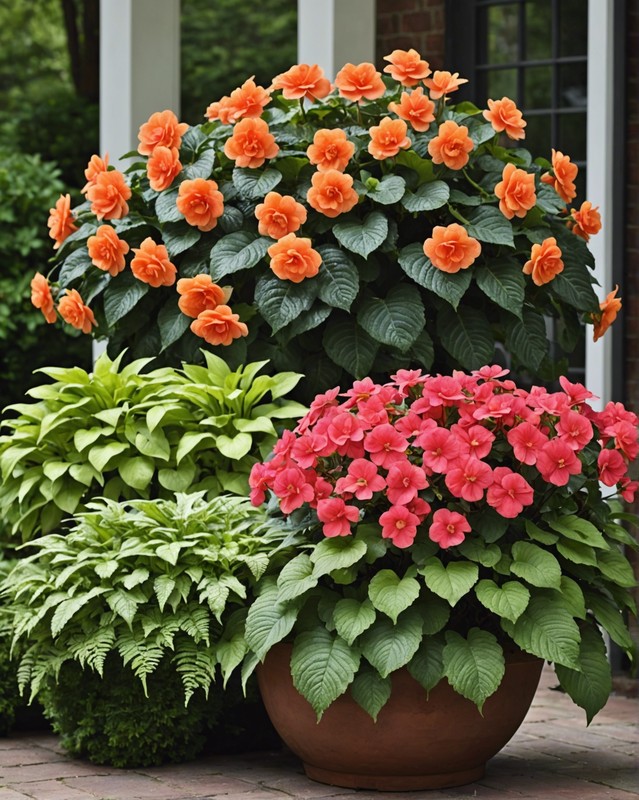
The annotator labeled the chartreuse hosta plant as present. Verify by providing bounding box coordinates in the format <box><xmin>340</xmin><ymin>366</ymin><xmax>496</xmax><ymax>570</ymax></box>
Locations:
<box><xmin>36</xmin><ymin>51</ymin><xmax>617</xmax><ymax>398</ymax></box>
<box><xmin>4</xmin><ymin>493</ymin><xmax>293</xmax><ymax>706</ymax></box>
<box><xmin>0</xmin><ymin>351</ymin><xmax>304</xmax><ymax>542</ymax></box>
<box><xmin>241</xmin><ymin>367</ymin><xmax>637</xmax><ymax>723</ymax></box>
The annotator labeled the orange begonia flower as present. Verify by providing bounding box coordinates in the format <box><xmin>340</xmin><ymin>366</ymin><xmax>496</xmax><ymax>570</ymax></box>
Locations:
<box><xmin>82</xmin><ymin>153</ymin><xmax>109</xmax><ymax>194</ymax></box>
<box><xmin>87</xmin><ymin>225</ymin><xmax>130</xmax><ymax>277</ymax></box>
<box><xmin>223</xmin><ymin>117</ymin><xmax>279</xmax><ymax>169</ymax></box>
<box><xmin>87</xmin><ymin>170</ymin><xmax>132</xmax><ymax>221</ymax></box>
<box><xmin>427</xmin><ymin>120</ymin><xmax>474</xmax><ymax>170</ymax></box>
<box><xmin>130</xmin><ymin>238</ymin><xmax>177</xmax><ymax>288</ymax></box>
<box><xmin>383</xmin><ymin>49</ymin><xmax>431</xmax><ymax>87</ymax></box>
<box><xmin>47</xmin><ymin>193</ymin><xmax>78</xmax><ymax>249</ymax></box>
<box><xmin>255</xmin><ymin>192</ymin><xmax>308</xmax><ymax>239</ymax></box>
<box><xmin>225</xmin><ymin>77</ymin><xmax>271</xmax><ymax>121</ymax></box>
<box><xmin>147</xmin><ymin>146</ymin><xmax>182</xmax><ymax>192</ymax></box>
<box><xmin>494</xmin><ymin>163</ymin><xmax>536</xmax><ymax>219</ymax></box>
<box><xmin>570</xmin><ymin>200</ymin><xmax>602</xmax><ymax>241</ymax></box>
<box><xmin>541</xmin><ymin>149</ymin><xmax>577</xmax><ymax>204</ymax></box>
<box><xmin>177</xmin><ymin>178</ymin><xmax>225</xmax><ymax>231</ymax></box>
<box><xmin>593</xmin><ymin>286</ymin><xmax>622</xmax><ymax>342</ymax></box>
<box><xmin>368</xmin><ymin>116</ymin><xmax>412</xmax><ymax>160</ymax></box>
<box><xmin>483</xmin><ymin>97</ymin><xmax>526</xmax><ymax>141</ymax></box>
<box><xmin>423</xmin><ymin>71</ymin><xmax>468</xmax><ymax>100</ymax></box>
<box><xmin>138</xmin><ymin>109</ymin><xmax>188</xmax><ymax>156</ymax></box>
<box><xmin>522</xmin><ymin>237</ymin><xmax>564</xmax><ymax>286</ymax></box>
<box><xmin>30</xmin><ymin>273</ymin><xmax>56</xmax><ymax>324</ymax></box>
<box><xmin>271</xmin><ymin>64</ymin><xmax>332</xmax><ymax>102</ymax></box>
<box><xmin>58</xmin><ymin>289</ymin><xmax>96</xmax><ymax>334</ymax></box>
<box><xmin>334</xmin><ymin>62</ymin><xmax>386</xmax><ymax>103</ymax></box>
<box><xmin>205</xmin><ymin>97</ymin><xmax>235</xmax><ymax>124</ymax></box>
<box><xmin>267</xmin><ymin>233</ymin><xmax>322</xmax><ymax>283</ymax></box>
<box><xmin>423</xmin><ymin>224</ymin><xmax>481</xmax><ymax>273</ymax></box>
<box><xmin>388</xmin><ymin>87</ymin><xmax>436</xmax><ymax>132</ymax></box>
<box><xmin>177</xmin><ymin>274</ymin><xmax>231</xmax><ymax>318</ymax></box>
<box><xmin>306</xmin><ymin>169</ymin><xmax>359</xmax><ymax>218</ymax></box>
<box><xmin>191</xmin><ymin>306</ymin><xmax>248</xmax><ymax>346</ymax></box>
<box><xmin>307</xmin><ymin>129</ymin><xmax>355</xmax><ymax>172</ymax></box>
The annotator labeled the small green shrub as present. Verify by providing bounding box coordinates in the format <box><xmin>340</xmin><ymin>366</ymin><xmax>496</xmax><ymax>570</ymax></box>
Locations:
<box><xmin>41</xmin><ymin>655</ymin><xmax>220</xmax><ymax>767</ymax></box>
<box><xmin>0</xmin><ymin>352</ymin><xmax>304</xmax><ymax>542</ymax></box>
<box><xmin>0</xmin><ymin>579</ymin><xmax>20</xmax><ymax>736</ymax></box>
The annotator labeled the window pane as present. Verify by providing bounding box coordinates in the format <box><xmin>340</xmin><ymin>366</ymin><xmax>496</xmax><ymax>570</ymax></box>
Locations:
<box><xmin>559</xmin><ymin>62</ymin><xmax>587</xmax><ymax>108</ymax></box>
<box><xmin>559</xmin><ymin>0</ymin><xmax>588</xmax><ymax>56</ymax></box>
<box><xmin>486</xmin><ymin>68</ymin><xmax>518</xmax><ymax>101</ymax></box>
<box><xmin>558</xmin><ymin>112</ymin><xmax>587</xmax><ymax>162</ymax></box>
<box><xmin>480</xmin><ymin>3</ymin><xmax>520</xmax><ymax>65</ymax></box>
<box><xmin>525</xmin><ymin>0</ymin><xmax>552</xmax><ymax>60</ymax></box>
<box><xmin>524</xmin><ymin>65</ymin><xmax>552</xmax><ymax>109</ymax></box>
<box><xmin>523</xmin><ymin>113</ymin><xmax>551</xmax><ymax>157</ymax></box>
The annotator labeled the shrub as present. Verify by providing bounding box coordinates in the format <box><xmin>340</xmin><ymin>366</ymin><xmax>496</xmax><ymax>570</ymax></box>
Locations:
<box><xmin>0</xmin><ymin>561</ymin><xmax>21</xmax><ymax>736</ymax></box>
<box><xmin>0</xmin><ymin>352</ymin><xmax>304</xmax><ymax>542</ymax></box>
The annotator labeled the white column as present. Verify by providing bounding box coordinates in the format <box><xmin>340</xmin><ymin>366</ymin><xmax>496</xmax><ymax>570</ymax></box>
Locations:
<box><xmin>585</xmin><ymin>0</ymin><xmax>614</xmax><ymax>408</ymax></box>
<box><xmin>100</xmin><ymin>0</ymin><xmax>181</xmax><ymax>167</ymax></box>
<box><xmin>297</xmin><ymin>0</ymin><xmax>376</xmax><ymax>80</ymax></box>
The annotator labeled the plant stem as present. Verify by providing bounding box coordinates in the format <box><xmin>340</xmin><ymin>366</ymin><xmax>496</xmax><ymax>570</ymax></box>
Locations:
<box><xmin>299</xmin><ymin>98</ymin><xmax>306</xmax><ymax>122</ymax></box>
<box><xmin>463</xmin><ymin>169</ymin><xmax>489</xmax><ymax>198</ymax></box>
<box><xmin>447</xmin><ymin>204</ymin><xmax>471</xmax><ymax>226</ymax></box>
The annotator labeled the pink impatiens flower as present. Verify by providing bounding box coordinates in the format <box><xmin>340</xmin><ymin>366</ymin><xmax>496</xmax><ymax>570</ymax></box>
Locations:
<box><xmin>291</xmin><ymin>431</ymin><xmax>330</xmax><ymax>468</ymax></box>
<box><xmin>428</xmin><ymin>508</ymin><xmax>470</xmax><ymax>548</ymax></box>
<box><xmin>379</xmin><ymin>505</ymin><xmax>420</xmax><ymax>549</ymax></box>
<box><xmin>536</xmin><ymin>440</ymin><xmax>581</xmax><ymax>486</ymax></box>
<box><xmin>335</xmin><ymin>458</ymin><xmax>386</xmax><ymax>500</ymax></box>
<box><xmin>249</xmin><ymin>462</ymin><xmax>273</xmax><ymax>506</ymax></box>
<box><xmin>597</xmin><ymin>449</ymin><xmax>627</xmax><ymax>487</ymax></box>
<box><xmin>316</xmin><ymin>497</ymin><xmax>360</xmax><ymax>537</ymax></box>
<box><xmin>556</xmin><ymin>409</ymin><xmax>593</xmax><ymax>451</ymax></box>
<box><xmin>363</xmin><ymin>423</ymin><xmax>408</xmax><ymax>468</ymax></box>
<box><xmin>445</xmin><ymin>455</ymin><xmax>493</xmax><ymax>502</ymax></box>
<box><xmin>507</xmin><ymin>422</ymin><xmax>548</xmax><ymax>465</ymax></box>
<box><xmin>272</xmin><ymin>466</ymin><xmax>315</xmax><ymax>513</ymax></box>
<box><xmin>486</xmin><ymin>467</ymin><xmax>534</xmax><ymax>518</ymax></box>
<box><xmin>417</xmin><ymin>427</ymin><xmax>461</xmax><ymax>473</ymax></box>
<box><xmin>452</xmin><ymin>423</ymin><xmax>495</xmax><ymax>459</ymax></box>
<box><xmin>386</xmin><ymin>459</ymin><xmax>428</xmax><ymax>505</ymax></box>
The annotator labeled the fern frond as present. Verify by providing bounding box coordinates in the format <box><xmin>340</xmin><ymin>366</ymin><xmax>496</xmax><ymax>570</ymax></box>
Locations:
<box><xmin>172</xmin><ymin>639</ymin><xmax>217</xmax><ymax>704</ymax></box>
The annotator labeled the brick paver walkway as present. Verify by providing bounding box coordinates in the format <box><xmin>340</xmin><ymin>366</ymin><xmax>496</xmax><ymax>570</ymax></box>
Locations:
<box><xmin>0</xmin><ymin>666</ymin><xmax>636</xmax><ymax>800</ymax></box>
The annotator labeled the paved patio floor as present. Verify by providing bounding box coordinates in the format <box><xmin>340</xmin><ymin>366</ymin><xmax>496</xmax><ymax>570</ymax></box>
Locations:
<box><xmin>0</xmin><ymin>666</ymin><xmax>636</xmax><ymax>800</ymax></box>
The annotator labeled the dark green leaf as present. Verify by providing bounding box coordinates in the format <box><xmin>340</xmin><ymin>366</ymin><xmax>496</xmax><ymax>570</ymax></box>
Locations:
<box><xmin>158</xmin><ymin>300</ymin><xmax>191</xmax><ymax>351</ymax></box>
<box><xmin>162</xmin><ymin>222</ymin><xmax>201</xmax><ymax>258</ymax></box>
<box><xmin>233</xmin><ymin>167</ymin><xmax>282</xmax><ymax>199</ymax></box>
<box><xmin>155</xmin><ymin>188</ymin><xmax>182</xmax><ymax>223</ymax></box>
<box><xmin>474</xmin><ymin>257</ymin><xmax>525</xmax><ymax>318</ymax></box>
<box><xmin>466</xmin><ymin>205</ymin><xmax>515</xmax><ymax>247</ymax></box>
<box><xmin>438</xmin><ymin>306</ymin><xmax>495</xmax><ymax>368</ymax></box>
<box><xmin>504</xmin><ymin>309</ymin><xmax>548</xmax><ymax>371</ymax></box>
<box><xmin>210</xmin><ymin>232</ymin><xmax>270</xmax><ymax>280</ymax></box>
<box><xmin>333</xmin><ymin>211</ymin><xmax>389</xmax><ymax>258</ymax></box>
<box><xmin>254</xmin><ymin>272</ymin><xmax>318</xmax><ymax>334</ymax></box>
<box><xmin>398</xmin><ymin>243</ymin><xmax>472</xmax><ymax>309</ymax></box>
<box><xmin>401</xmin><ymin>181</ymin><xmax>450</xmax><ymax>212</ymax></box>
<box><xmin>315</xmin><ymin>244</ymin><xmax>359</xmax><ymax>311</ymax></box>
<box><xmin>103</xmin><ymin>272</ymin><xmax>149</xmax><ymax>327</ymax></box>
<box><xmin>323</xmin><ymin>315</ymin><xmax>379</xmax><ymax>377</ymax></box>
<box><xmin>357</xmin><ymin>284</ymin><xmax>425</xmax><ymax>352</ymax></box>
<box><xmin>367</xmin><ymin>175</ymin><xmax>406</xmax><ymax>205</ymax></box>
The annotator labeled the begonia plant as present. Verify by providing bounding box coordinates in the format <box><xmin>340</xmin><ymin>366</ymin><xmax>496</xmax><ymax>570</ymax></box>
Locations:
<box><xmin>35</xmin><ymin>51</ymin><xmax>618</xmax><ymax>399</ymax></box>
<box><xmin>239</xmin><ymin>366</ymin><xmax>637</xmax><ymax>723</ymax></box>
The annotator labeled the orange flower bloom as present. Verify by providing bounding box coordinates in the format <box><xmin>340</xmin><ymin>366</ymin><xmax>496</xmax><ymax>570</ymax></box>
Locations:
<box><xmin>177</xmin><ymin>274</ymin><xmax>231</xmax><ymax>318</ymax></box>
<box><xmin>307</xmin><ymin>128</ymin><xmax>355</xmax><ymax>172</ymax></box>
<box><xmin>483</xmin><ymin>97</ymin><xmax>526</xmax><ymax>140</ymax></box>
<box><xmin>388</xmin><ymin>87</ymin><xmax>435</xmax><ymax>132</ymax></box>
<box><xmin>593</xmin><ymin>286</ymin><xmax>622</xmax><ymax>342</ymax></box>
<box><xmin>306</xmin><ymin>169</ymin><xmax>359</xmax><ymax>218</ymax></box>
<box><xmin>147</xmin><ymin>146</ymin><xmax>182</xmax><ymax>192</ymax></box>
<box><xmin>255</xmin><ymin>192</ymin><xmax>308</xmax><ymax>239</ymax></box>
<box><xmin>191</xmin><ymin>305</ymin><xmax>248</xmax><ymax>346</ymax></box>
<box><xmin>382</xmin><ymin>49</ymin><xmax>431</xmax><ymax>87</ymax></box>
<box><xmin>130</xmin><ymin>238</ymin><xmax>177</xmax><ymax>287</ymax></box>
<box><xmin>541</xmin><ymin>149</ymin><xmax>578</xmax><ymax>204</ymax></box>
<box><xmin>423</xmin><ymin>224</ymin><xmax>481</xmax><ymax>273</ymax></box>
<box><xmin>427</xmin><ymin>120</ymin><xmax>474</xmax><ymax>170</ymax></box>
<box><xmin>82</xmin><ymin>153</ymin><xmax>109</xmax><ymax>194</ymax></box>
<box><xmin>423</xmin><ymin>71</ymin><xmax>468</xmax><ymax>100</ymax></box>
<box><xmin>271</xmin><ymin>64</ymin><xmax>332</xmax><ymax>101</ymax></box>
<box><xmin>522</xmin><ymin>237</ymin><xmax>564</xmax><ymax>286</ymax></box>
<box><xmin>223</xmin><ymin>117</ymin><xmax>279</xmax><ymax>168</ymax></box>
<box><xmin>87</xmin><ymin>170</ymin><xmax>131</xmax><ymax>220</ymax></box>
<box><xmin>225</xmin><ymin>76</ymin><xmax>271</xmax><ymax>121</ymax></box>
<box><xmin>58</xmin><ymin>289</ymin><xmax>96</xmax><ymax>334</ymax></box>
<box><xmin>334</xmin><ymin>62</ymin><xmax>385</xmax><ymax>103</ymax></box>
<box><xmin>138</xmin><ymin>109</ymin><xmax>188</xmax><ymax>156</ymax></box>
<box><xmin>30</xmin><ymin>273</ymin><xmax>56</xmax><ymax>324</ymax></box>
<box><xmin>494</xmin><ymin>163</ymin><xmax>536</xmax><ymax>219</ymax></box>
<box><xmin>205</xmin><ymin>97</ymin><xmax>235</xmax><ymax>124</ymax></box>
<box><xmin>267</xmin><ymin>233</ymin><xmax>322</xmax><ymax>283</ymax></box>
<box><xmin>177</xmin><ymin>178</ymin><xmax>225</xmax><ymax>231</ymax></box>
<box><xmin>570</xmin><ymin>200</ymin><xmax>602</xmax><ymax>241</ymax></box>
<box><xmin>47</xmin><ymin>193</ymin><xmax>78</xmax><ymax>249</ymax></box>
<box><xmin>87</xmin><ymin>225</ymin><xmax>130</xmax><ymax>276</ymax></box>
<box><xmin>368</xmin><ymin>116</ymin><xmax>411</xmax><ymax>160</ymax></box>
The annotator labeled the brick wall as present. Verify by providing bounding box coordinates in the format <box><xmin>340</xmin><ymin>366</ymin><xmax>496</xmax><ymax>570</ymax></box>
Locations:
<box><xmin>375</xmin><ymin>0</ymin><xmax>446</xmax><ymax>70</ymax></box>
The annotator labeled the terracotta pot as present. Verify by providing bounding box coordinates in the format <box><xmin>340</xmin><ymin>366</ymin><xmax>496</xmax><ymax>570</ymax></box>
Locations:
<box><xmin>257</xmin><ymin>643</ymin><xmax>543</xmax><ymax>791</ymax></box>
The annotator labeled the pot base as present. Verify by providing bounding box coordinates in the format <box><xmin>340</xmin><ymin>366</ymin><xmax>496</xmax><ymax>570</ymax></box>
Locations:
<box><xmin>304</xmin><ymin>763</ymin><xmax>485</xmax><ymax>791</ymax></box>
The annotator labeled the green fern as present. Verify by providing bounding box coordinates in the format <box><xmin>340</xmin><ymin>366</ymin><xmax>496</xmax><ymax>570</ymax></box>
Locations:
<box><xmin>172</xmin><ymin>639</ymin><xmax>217</xmax><ymax>704</ymax></box>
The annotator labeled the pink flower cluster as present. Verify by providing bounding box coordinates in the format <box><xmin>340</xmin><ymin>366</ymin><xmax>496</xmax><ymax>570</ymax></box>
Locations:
<box><xmin>249</xmin><ymin>367</ymin><xmax>638</xmax><ymax>550</ymax></box>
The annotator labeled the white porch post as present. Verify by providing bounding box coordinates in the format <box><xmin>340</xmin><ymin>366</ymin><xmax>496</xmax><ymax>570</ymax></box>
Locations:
<box><xmin>585</xmin><ymin>0</ymin><xmax>614</xmax><ymax>409</ymax></box>
<box><xmin>297</xmin><ymin>0</ymin><xmax>376</xmax><ymax>79</ymax></box>
<box><xmin>100</xmin><ymin>0</ymin><xmax>181</xmax><ymax>166</ymax></box>
<box><xmin>95</xmin><ymin>0</ymin><xmax>181</xmax><ymax>360</ymax></box>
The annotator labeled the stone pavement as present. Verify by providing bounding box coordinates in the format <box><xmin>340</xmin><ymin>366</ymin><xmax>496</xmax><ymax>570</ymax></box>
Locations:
<box><xmin>0</xmin><ymin>666</ymin><xmax>636</xmax><ymax>800</ymax></box>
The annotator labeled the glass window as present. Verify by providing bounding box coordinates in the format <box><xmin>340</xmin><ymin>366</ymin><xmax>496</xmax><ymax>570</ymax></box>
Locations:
<box><xmin>486</xmin><ymin>68</ymin><xmax>518</xmax><ymax>99</ymax></box>
<box><xmin>524</xmin><ymin>65</ymin><xmax>552</xmax><ymax>108</ymax></box>
<box><xmin>482</xmin><ymin>3</ymin><xmax>520</xmax><ymax>64</ymax></box>
<box><xmin>525</xmin><ymin>0</ymin><xmax>552</xmax><ymax>59</ymax></box>
<box><xmin>559</xmin><ymin>62</ymin><xmax>587</xmax><ymax>109</ymax></box>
